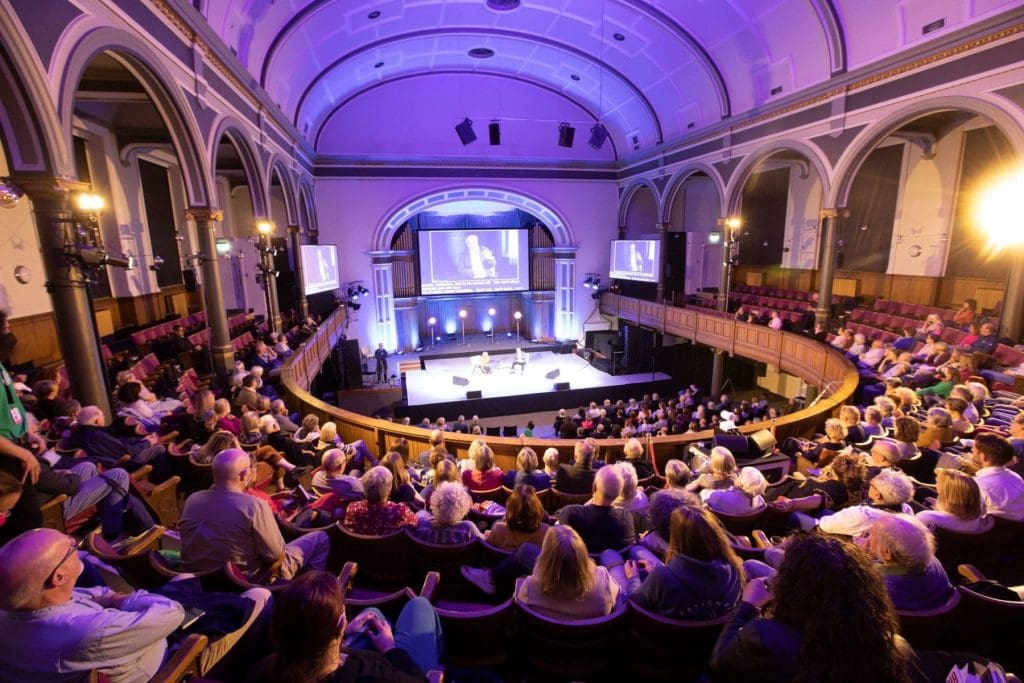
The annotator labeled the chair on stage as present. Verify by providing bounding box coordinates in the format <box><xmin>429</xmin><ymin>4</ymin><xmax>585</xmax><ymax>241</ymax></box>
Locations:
<box><xmin>502</xmin><ymin>425</ymin><xmax>518</xmax><ymax>437</ymax></box>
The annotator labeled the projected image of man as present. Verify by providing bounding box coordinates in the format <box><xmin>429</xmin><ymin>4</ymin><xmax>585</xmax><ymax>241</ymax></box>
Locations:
<box><xmin>458</xmin><ymin>234</ymin><xmax>497</xmax><ymax>279</ymax></box>
<box><xmin>628</xmin><ymin>243</ymin><xmax>646</xmax><ymax>273</ymax></box>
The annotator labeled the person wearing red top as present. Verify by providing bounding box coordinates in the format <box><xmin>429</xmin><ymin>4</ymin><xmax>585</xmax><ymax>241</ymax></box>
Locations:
<box><xmin>343</xmin><ymin>466</ymin><xmax>417</xmax><ymax>535</ymax></box>
<box><xmin>953</xmin><ymin>298</ymin><xmax>977</xmax><ymax>327</ymax></box>
<box><xmin>461</xmin><ymin>440</ymin><xmax>503</xmax><ymax>492</ymax></box>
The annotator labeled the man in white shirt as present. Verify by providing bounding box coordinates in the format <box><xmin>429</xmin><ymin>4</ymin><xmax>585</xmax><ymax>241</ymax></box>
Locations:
<box><xmin>858</xmin><ymin>339</ymin><xmax>887</xmax><ymax>369</ymax></box>
<box><xmin>971</xmin><ymin>433</ymin><xmax>1024</xmax><ymax>521</ymax></box>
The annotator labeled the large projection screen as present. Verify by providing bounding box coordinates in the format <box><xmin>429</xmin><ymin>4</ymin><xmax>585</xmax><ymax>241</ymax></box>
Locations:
<box><xmin>418</xmin><ymin>228</ymin><xmax>529</xmax><ymax>296</ymax></box>
<box><xmin>609</xmin><ymin>239</ymin><xmax>661</xmax><ymax>283</ymax></box>
<box><xmin>300</xmin><ymin>244</ymin><xmax>340</xmax><ymax>296</ymax></box>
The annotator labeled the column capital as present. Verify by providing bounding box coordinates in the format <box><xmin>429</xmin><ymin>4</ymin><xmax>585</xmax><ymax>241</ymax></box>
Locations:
<box><xmin>185</xmin><ymin>207</ymin><xmax>223</xmax><ymax>222</ymax></box>
<box><xmin>819</xmin><ymin>207</ymin><xmax>849</xmax><ymax>219</ymax></box>
<box><xmin>12</xmin><ymin>175</ymin><xmax>90</xmax><ymax>204</ymax></box>
<box><xmin>287</xmin><ymin>224</ymin><xmax>302</xmax><ymax>235</ymax></box>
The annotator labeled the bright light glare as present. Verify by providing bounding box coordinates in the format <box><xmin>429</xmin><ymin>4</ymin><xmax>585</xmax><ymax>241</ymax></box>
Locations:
<box><xmin>976</xmin><ymin>169</ymin><xmax>1024</xmax><ymax>247</ymax></box>
<box><xmin>427</xmin><ymin>316</ymin><xmax>437</xmax><ymax>325</ymax></box>
<box><xmin>75</xmin><ymin>192</ymin><xmax>104</xmax><ymax>212</ymax></box>
<box><xmin>255</xmin><ymin>220</ymin><xmax>274</xmax><ymax>235</ymax></box>
<box><xmin>725</xmin><ymin>217</ymin><xmax>742</xmax><ymax>230</ymax></box>
<box><xmin>458</xmin><ymin>309</ymin><xmax>467</xmax><ymax>318</ymax></box>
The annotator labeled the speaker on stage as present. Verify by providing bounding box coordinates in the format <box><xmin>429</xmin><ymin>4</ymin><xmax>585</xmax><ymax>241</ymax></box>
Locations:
<box><xmin>554</xmin><ymin>382</ymin><xmax>570</xmax><ymax>391</ymax></box>
<box><xmin>712</xmin><ymin>433</ymin><xmax>750</xmax><ymax>458</ymax></box>
<box><xmin>339</xmin><ymin>339</ymin><xmax>362</xmax><ymax>391</ymax></box>
<box><xmin>545</xmin><ymin>368</ymin><xmax>560</xmax><ymax>380</ymax></box>
<box><xmin>466</xmin><ymin>390</ymin><xmax>482</xmax><ymax>399</ymax></box>
<box><xmin>452</xmin><ymin>376</ymin><xmax>469</xmax><ymax>386</ymax></box>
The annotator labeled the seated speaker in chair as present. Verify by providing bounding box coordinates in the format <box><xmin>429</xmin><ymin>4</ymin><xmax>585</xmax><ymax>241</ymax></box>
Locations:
<box><xmin>471</xmin><ymin>352</ymin><xmax>492</xmax><ymax>375</ymax></box>
<box><xmin>512</xmin><ymin>348</ymin><xmax>528</xmax><ymax>374</ymax></box>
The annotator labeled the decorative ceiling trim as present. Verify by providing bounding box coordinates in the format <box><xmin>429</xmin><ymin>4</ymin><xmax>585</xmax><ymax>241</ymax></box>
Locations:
<box><xmin>312</xmin><ymin>69</ymin><xmax>620</xmax><ymax>158</ymax></box>
<box><xmin>809</xmin><ymin>0</ymin><xmax>848</xmax><ymax>76</ymax></box>
<box><xmin>291</xmin><ymin>27</ymin><xmax>664</xmax><ymax>144</ymax></box>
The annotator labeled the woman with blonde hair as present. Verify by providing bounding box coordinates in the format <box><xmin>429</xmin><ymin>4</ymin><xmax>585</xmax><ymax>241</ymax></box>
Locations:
<box><xmin>515</xmin><ymin>526</ymin><xmax>619</xmax><ymax>620</ymax></box>
<box><xmin>239</xmin><ymin>412</ymin><xmax>263</xmax><ymax>447</ymax></box>
<box><xmin>315</xmin><ymin>421</ymin><xmax>341</xmax><ymax>453</ymax></box>
<box><xmin>192</xmin><ymin>430</ymin><xmax>240</xmax><ymax>465</ymax></box>
<box><xmin>381</xmin><ymin>451</ymin><xmax>421</xmax><ymax>506</ymax></box>
<box><xmin>461</xmin><ymin>441</ymin><xmax>503</xmax><ymax>492</ymax></box>
<box><xmin>705</xmin><ymin>467</ymin><xmax>768</xmax><ymax>515</ymax></box>
<box><xmin>502</xmin><ymin>447</ymin><xmax>550</xmax><ymax>490</ymax></box>
<box><xmin>916</xmin><ymin>468</ymin><xmax>993</xmax><ymax>533</ymax></box>
<box><xmin>688</xmin><ymin>446</ymin><xmax>737</xmax><ymax>496</ymax></box>
<box><xmin>213</xmin><ymin>398</ymin><xmax>241</xmax><ymax>436</ymax></box>
<box><xmin>293</xmin><ymin>414</ymin><xmax>320</xmax><ymax>443</ymax></box>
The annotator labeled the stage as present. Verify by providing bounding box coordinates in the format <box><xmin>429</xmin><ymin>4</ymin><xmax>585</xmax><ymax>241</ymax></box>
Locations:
<box><xmin>395</xmin><ymin>340</ymin><xmax>673</xmax><ymax>422</ymax></box>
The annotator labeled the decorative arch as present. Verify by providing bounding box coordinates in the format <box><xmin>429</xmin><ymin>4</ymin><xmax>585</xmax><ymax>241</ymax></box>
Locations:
<box><xmin>660</xmin><ymin>164</ymin><xmax>726</xmax><ymax>223</ymax></box>
<box><xmin>298</xmin><ymin>178</ymin><xmax>316</xmax><ymax>232</ymax></box>
<box><xmin>0</xmin><ymin>10</ymin><xmax>69</xmax><ymax>175</ymax></box>
<box><xmin>266</xmin><ymin>155</ymin><xmax>298</xmax><ymax>225</ymax></box>
<box><xmin>375</xmin><ymin>187</ymin><xmax>575</xmax><ymax>251</ymax></box>
<box><xmin>830</xmin><ymin>95</ymin><xmax>1024</xmax><ymax>207</ymax></box>
<box><xmin>724</xmin><ymin>140</ymin><xmax>833</xmax><ymax>215</ymax></box>
<box><xmin>617</xmin><ymin>179</ymin><xmax>662</xmax><ymax>228</ymax></box>
<box><xmin>209</xmin><ymin>116</ymin><xmax>268</xmax><ymax>217</ymax></box>
<box><xmin>55</xmin><ymin>27</ymin><xmax>213</xmax><ymax>206</ymax></box>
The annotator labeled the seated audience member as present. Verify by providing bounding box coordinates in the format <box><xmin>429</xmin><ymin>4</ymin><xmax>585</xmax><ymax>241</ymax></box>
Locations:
<box><xmin>515</xmin><ymin>526</ymin><xmax>620</xmax><ymax>620</ymax></box>
<box><xmin>622</xmin><ymin>437</ymin><xmax>654</xmax><ymax>479</ymax></box>
<box><xmin>260</xmin><ymin>415</ymin><xmax>314</xmax><ymax>469</ymax></box>
<box><xmin>235</xmin><ymin>374</ymin><xmax>269</xmax><ymax>413</ymax></box>
<box><xmin>625</xmin><ymin>505</ymin><xmax>745</xmax><ymax>620</ymax></box>
<box><xmin>770</xmin><ymin>452</ymin><xmax>867</xmax><ymax>522</ymax></box>
<box><xmin>412</xmin><ymin>482</ymin><xmax>483</xmax><ymax>544</ymax></box>
<box><xmin>637</xmin><ymin>488</ymin><xmax>698</xmax><ymax>554</ymax></box>
<box><xmin>970</xmin><ymin>433</ymin><xmax>1024</xmax><ymax>520</ymax></box>
<box><xmin>705</xmin><ymin>466</ymin><xmax>768</xmax><ymax>515</ymax></box>
<box><xmin>343</xmin><ymin>466</ymin><xmax>418</xmax><ymax>535</ymax></box>
<box><xmin>114</xmin><ymin>380</ymin><xmax>170</xmax><ymax>433</ymax></box>
<box><xmin>192</xmin><ymin>430</ymin><xmax>240</xmax><ymax>465</ymax></box>
<box><xmin>916</xmin><ymin>366</ymin><xmax>956</xmax><ymax>399</ymax></box>
<box><xmin>613</xmin><ymin>461</ymin><xmax>649</xmax><ymax>516</ymax></box>
<box><xmin>689</xmin><ymin>446</ymin><xmax>738</xmax><ymax>497</ymax></box>
<box><xmin>916</xmin><ymin>313</ymin><xmax>945</xmax><ymax>339</ymax></box>
<box><xmin>889</xmin><ymin>416</ymin><xmax>921</xmax><ymax>462</ymax></box>
<box><xmin>420</xmin><ymin>460</ymin><xmax>460</xmax><ymax>511</ymax></box>
<box><xmin>864</xmin><ymin>439</ymin><xmax>903</xmax><ymax>477</ymax></box>
<box><xmin>0</xmin><ymin>528</ymin><xmax>270</xmax><ymax>682</ymax></box>
<box><xmin>556</xmin><ymin>439</ymin><xmax>598</xmax><ymax>494</ymax></box>
<box><xmin>542</xmin><ymin>447</ymin><xmax>560</xmax><ymax>484</ymax></box>
<box><xmin>891</xmin><ymin>327</ymin><xmax>918</xmax><ymax>352</ymax></box>
<box><xmin>29</xmin><ymin>379</ymin><xmax>60</xmax><ymax>422</ymax></box>
<box><xmin>272</xmin><ymin>333</ymin><xmax>294</xmax><ymax>359</ymax></box>
<box><xmin>179</xmin><ymin>448</ymin><xmax>329</xmax><ymax>578</ymax></box>
<box><xmin>816</xmin><ymin>468</ymin><xmax>914</xmax><ymax>537</ymax></box>
<box><xmin>916</xmin><ymin>407</ymin><xmax>954</xmax><ymax>449</ymax></box>
<box><xmin>916</xmin><ymin>468</ymin><xmax>993</xmax><ymax>534</ymax></box>
<box><xmin>711</xmin><ymin>534</ymin><xmax>918</xmax><ymax>682</ymax></box>
<box><xmin>838</xmin><ymin>405</ymin><xmax>868</xmax><ymax>445</ymax></box>
<box><xmin>860</xmin><ymin>514</ymin><xmax>955</xmax><ymax>611</ymax></box>
<box><xmin>293</xmin><ymin>414</ymin><xmax>321</xmax><ymax>444</ymax></box>
<box><xmin>663</xmin><ymin>459</ymin><xmax>692</xmax><ymax>490</ymax></box>
<box><xmin>213</xmin><ymin>398</ymin><xmax>241</xmax><ymax>436</ymax></box>
<box><xmin>67</xmin><ymin>405</ymin><xmax>168</xmax><ymax>471</ymax></box>
<box><xmin>238</xmin><ymin>412</ymin><xmax>263</xmax><ymax>447</ymax></box>
<box><xmin>486</xmin><ymin>484</ymin><xmax>550</xmax><ymax>551</ymax></box>
<box><xmin>858</xmin><ymin>339</ymin><xmax>887</xmax><ymax>369</ymax></box>
<box><xmin>417</xmin><ymin>430</ymin><xmax>447</xmax><ymax>469</ymax></box>
<box><xmin>258</xmin><ymin>570</ymin><xmax>441</xmax><ymax>683</ymax></box>
<box><xmin>461</xmin><ymin>441</ymin><xmax>503</xmax><ymax>492</ymax></box>
<box><xmin>314</xmin><ymin>421</ymin><xmax>342</xmax><ymax>456</ymax></box>
<box><xmin>847</xmin><ymin>333</ymin><xmax>868</xmax><ymax>357</ymax></box>
<box><xmin>767</xmin><ymin>311</ymin><xmax>784</xmax><ymax>330</ymax></box>
<box><xmin>558</xmin><ymin>465</ymin><xmax>637</xmax><ymax>552</ymax></box>
<box><xmin>269</xmin><ymin>400</ymin><xmax>299</xmax><ymax>435</ymax></box>
<box><xmin>381</xmin><ymin>451</ymin><xmax>421</xmax><ymax>506</ymax></box>
<box><xmin>312</xmin><ymin>448</ymin><xmax>365</xmax><ymax>499</ymax></box>
<box><xmin>953</xmin><ymin>298</ymin><xmax>978</xmax><ymax>327</ymax></box>
<box><xmin>862</xmin><ymin>406</ymin><xmax>885</xmax><ymax>438</ymax></box>
<box><xmin>969</xmin><ymin>321</ymin><xmax>999</xmax><ymax>355</ymax></box>
<box><xmin>502</xmin><ymin>447</ymin><xmax>550</xmax><ymax>490</ymax></box>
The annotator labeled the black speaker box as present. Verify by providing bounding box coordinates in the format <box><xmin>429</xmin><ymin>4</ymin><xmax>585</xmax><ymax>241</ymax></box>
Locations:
<box><xmin>712</xmin><ymin>433</ymin><xmax>750</xmax><ymax>457</ymax></box>
<box><xmin>554</xmin><ymin>382</ymin><xmax>570</xmax><ymax>391</ymax></box>
<box><xmin>339</xmin><ymin>339</ymin><xmax>363</xmax><ymax>391</ymax></box>
<box><xmin>466</xmin><ymin>390</ymin><xmax>482</xmax><ymax>399</ymax></box>
<box><xmin>488</xmin><ymin>121</ymin><xmax>501</xmax><ymax>145</ymax></box>
<box><xmin>182</xmin><ymin>268</ymin><xmax>197</xmax><ymax>292</ymax></box>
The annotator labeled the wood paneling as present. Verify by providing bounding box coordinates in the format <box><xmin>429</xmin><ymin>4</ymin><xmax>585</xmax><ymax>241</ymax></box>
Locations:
<box><xmin>280</xmin><ymin>295</ymin><xmax>860</xmax><ymax>474</ymax></box>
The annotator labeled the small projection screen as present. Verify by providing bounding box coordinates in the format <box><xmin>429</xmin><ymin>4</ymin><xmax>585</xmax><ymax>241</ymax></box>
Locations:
<box><xmin>609</xmin><ymin>239</ymin><xmax>661</xmax><ymax>283</ymax></box>
<box><xmin>300</xmin><ymin>244</ymin><xmax>340</xmax><ymax>296</ymax></box>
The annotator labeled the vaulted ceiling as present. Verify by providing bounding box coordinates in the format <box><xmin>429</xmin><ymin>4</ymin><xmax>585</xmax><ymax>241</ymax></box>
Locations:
<box><xmin>197</xmin><ymin>0</ymin><xmax>1024</xmax><ymax>162</ymax></box>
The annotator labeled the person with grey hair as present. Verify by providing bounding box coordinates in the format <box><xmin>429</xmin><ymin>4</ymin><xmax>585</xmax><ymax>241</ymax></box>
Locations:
<box><xmin>179</xmin><ymin>448</ymin><xmax>329</xmax><ymax>578</ymax></box>
<box><xmin>259</xmin><ymin>414</ymin><xmax>314</xmax><ymax>471</ymax></box>
<box><xmin>269</xmin><ymin>399</ymin><xmax>299</xmax><ymax>434</ymax></box>
<box><xmin>311</xmin><ymin>448</ymin><xmax>364</xmax><ymax>500</ymax></box>
<box><xmin>342</xmin><ymin>466</ymin><xmax>417</xmax><ymax>535</ymax></box>
<box><xmin>614</xmin><ymin>461</ymin><xmax>649</xmax><ymax>516</ymax></box>
<box><xmin>417</xmin><ymin>429</ymin><xmax>446</xmax><ymax>469</ymax></box>
<box><xmin>663</xmin><ymin>459</ymin><xmax>692</xmax><ymax>489</ymax></box>
<box><xmin>705</xmin><ymin>466</ymin><xmax>768</xmax><ymax>515</ymax></box>
<box><xmin>622</xmin><ymin>436</ymin><xmax>654</xmax><ymax>479</ymax></box>
<box><xmin>558</xmin><ymin>465</ymin><xmax>637</xmax><ymax>552</ymax></box>
<box><xmin>556</xmin><ymin>439</ymin><xmax>598</xmax><ymax>494</ymax></box>
<box><xmin>412</xmin><ymin>482</ymin><xmax>483</xmax><ymax>544</ymax></box>
<box><xmin>817</xmin><ymin>468</ymin><xmax>914</xmax><ymax>537</ymax></box>
<box><xmin>542</xmin><ymin>447</ymin><xmax>560</xmax><ymax>484</ymax></box>
<box><xmin>858</xmin><ymin>514</ymin><xmax>954</xmax><ymax>611</ymax></box>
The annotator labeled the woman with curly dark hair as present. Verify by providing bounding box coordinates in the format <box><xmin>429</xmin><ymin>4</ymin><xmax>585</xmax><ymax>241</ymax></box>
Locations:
<box><xmin>710</xmin><ymin>533</ymin><xmax>916</xmax><ymax>682</ymax></box>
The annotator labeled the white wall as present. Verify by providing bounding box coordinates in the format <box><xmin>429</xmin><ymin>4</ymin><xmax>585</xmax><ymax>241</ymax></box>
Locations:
<box><xmin>0</xmin><ymin>141</ymin><xmax>51</xmax><ymax>319</ymax></box>
<box><xmin>313</xmin><ymin>176</ymin><xmax>619</xmax><ymax>346</ymax></box>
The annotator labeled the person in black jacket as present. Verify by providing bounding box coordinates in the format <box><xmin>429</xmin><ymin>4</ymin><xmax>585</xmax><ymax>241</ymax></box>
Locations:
<box><xmin>557</xmin><ymin>465</ymin><xmax>636</xmax><ymax>553</ymax></box>
<box><xmin>710</xmin><ymin>534</ymin><xmax>919</xmax><ymax>682</ymax></box>
<box><xmin>555</xmin><ymin>440</ymin><xmax>598</xmax><ymax>494</ymax></box>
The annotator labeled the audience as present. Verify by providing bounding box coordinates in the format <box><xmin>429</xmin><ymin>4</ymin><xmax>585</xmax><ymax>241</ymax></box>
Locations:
<box><xmin>485</xmin><ymin>484</ymin><xmax>550</xmax><ymax>550</ymax></box>
<box><xmin>858</xmin><ymin>514</ymin><xmax>955</xmax><ymax>611</ymax></box>
<box><xmin>555</xmin><ymin>439</ymin><xmax>598</xmax><ymax>494</ymax></box>
<box><xmin>412</xmin><ymin>482</ymin><xmax>482</xmax><ymax>544</ymax></box>
<box><xmin>558</xmin><ymin>465</ymin><xmax>637</xmax><ymax>552</ymax></box>
<box><xmin>342</xmin><ymin>466</ymin><xmax>417</xmax><ymax>535</ymax></box>
<box><xmin>502</xmin><ymin>446</ymin><xmax>550</xmax><ymax>490</ymax></box>
<box><xmin>461</xmin><ymin>440</ymin><xmax>503</xmax><ymax>492</ymax></box>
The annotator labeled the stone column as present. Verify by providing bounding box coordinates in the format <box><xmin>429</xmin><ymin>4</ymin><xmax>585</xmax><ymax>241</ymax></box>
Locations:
<box><xmin>370</xmin><ymin>251</ymin><xmax>396</xmax><ymax>349</ymax></box>
<box><xmin>1001</xmin><ymin>248</ymin><xmax>1024</xmax><ymax>342</ymax></box>
<box><xmin>17</xmin><ymin>177</ymin><xmax>111</xmax><ymax>418</ymax></box>
<box><xmin>553</xmin><ymin>247</ymin><xmax>578</xmax><ymax>341</ymax></box>
<box><xmin>655</xmin><ymin>221</ymin><xmax>670</xmax><ymax>302</ymax></box>
<box><xmin>710</xmin><ymin>350</ymin><xmax>725</xmax><ymax>397</ymax></box>
<box><xmin>815</xmin><ymin>208</ymin><xmax>848</xmax><ymax>327</ymax></box>
<box><xmin>288</xmin><ymin>225</ymin><xmax>309</xmax><ymax>321</ymax></box>
<box><xmin>185</xmin><ymin>208</ymin><xmax>233</xmax><ymax>382</ymax></box>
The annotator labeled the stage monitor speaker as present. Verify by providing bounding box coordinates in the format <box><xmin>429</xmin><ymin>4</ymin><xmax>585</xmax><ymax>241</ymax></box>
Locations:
<box><xmin>748</xmin><ymin>429</ymin><xmax>777</xmax><ymax>454</ymax></box>
<box><xmin>545</xmin><ymin>368</ymin><xmax>560</xmax><ymax>380</ymax></box>
<box><xmin>466</xmin><ymin>390</ymin><xmax>482</xmax><ymax>399</ymax></box>
<box><xmin>712</xmin><ymin>433</ymin><xmax>750</xmax><ymax>458</ymax></box>
<box><xmin>182</xmin><ymin>268</ymin><xmax>197</xmax><ymax>292</ymax></box>
<box><xmin>339</xmin><ymin>339</ymin><xmax>362</xmax><ymax>391</ymax></box>
<box><xmin>554</xmin><ymin>382</ymin><xmax>570</xmax><ymax>391</ymax></box>
<box><xmin>452</xmin><ymin>376</ymin><xmax>469</xmax><ymax>387</ymax></box>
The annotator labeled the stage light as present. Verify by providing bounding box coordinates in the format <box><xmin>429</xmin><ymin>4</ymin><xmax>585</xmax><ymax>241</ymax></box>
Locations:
<box><xmin>708</xmin><ymin>231</ymin><xmax>722</xmax><ymax>244</ymax></box>
<box><xmin>514</xmin><ymin>311</ymin><xmax>522</xmax><ymax>320</ymax></box>
<box><xmin>976</xmin><ymin>167</ymin><xmax>1024</xmax><ymax>247</ymax></box>
<box><xmin>724</xmin><ymin>217</ymin><xmax>742</xmax><ymax>231</ymax></box>
<box><xmin>489</xmin><ymin>121</ymin><xmax>501</xmax><ymax>146</ymax></box>
<box><xmin>455</xmin><ymin>118</ymin><xmax>476</xmax><ymax>145</ymax></box>
<box><xmin>487</xmin><ymin>308</ymin><xmax>496</xmax><ymax>316</ymax></box>
<box><xmin>74</xmin><ymin>192</ymin><xmax>104</xmax><ymax>213</ymax></box>
<box><xmin>588</xmin><ymin>123</ymin><xmax>609</xmax><ymax>150</ymax></box>
<box><xmin>254</xmin><ymin>220</ymin><xmax>274</xmax><ymax>236</ymax></box>
<box><xmin>459</xmin><ymin>309</ymin><xmax>467</xmax><ymax>319</ymax></box>
<box><xmin>428</xmin><ymin>316</ymin><xmax>437</xmax><ymax>325</ymax></box>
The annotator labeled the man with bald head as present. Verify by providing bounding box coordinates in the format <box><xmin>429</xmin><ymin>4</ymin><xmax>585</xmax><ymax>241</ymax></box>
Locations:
<box><xmin>0</xmin><ymin>528</ymin><xmax>183</xmax><ymax>681</ymax></box>
<box><xmin>179</xmin><ymin>448</ymin><xmax>328</xmax><ymax>578</ymax></box>
<box><xmin>557</xmin><ymin>463</ymin><xmax>637</xmax><ymax>552</ymax></box>
<box><xmin>865</xmin><ymin>440</ymin><xmax>902</xmax><ymax>480</ymax></box>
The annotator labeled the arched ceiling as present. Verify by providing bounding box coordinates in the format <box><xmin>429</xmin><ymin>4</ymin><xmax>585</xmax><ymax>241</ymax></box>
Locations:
<box><xmin>200</xmin><ymin>0</ymin><xmax>1024</xmax><ymax>161</ymax></box>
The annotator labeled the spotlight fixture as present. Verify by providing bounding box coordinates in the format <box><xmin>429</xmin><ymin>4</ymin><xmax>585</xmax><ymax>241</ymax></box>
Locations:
<box><xmin>149</xmin><ymin>255</ymin><xmax>165</xmax><ymax>271</ymax></box>
<box><xmin>455</xmin><ymin>117</ymin><xmax>477</xmax><ymax>145</ymax></box>
<box><xmin>215</xmin><ymin>239</ymin><xmax>232</xmax><ymax>256</ymax></box>
<box><xmin>588</xmin><ymin>123</ymin><xmax>609</xmax><ymax>150</ymax></box>
<box><xmin>708</xmin><ymin>231</ymin><xmax>722</xmax><ymax>245</ymax></box>
<box><xmin>558</xmin><ymin>122</ymin><xmax>575</xmax><ymax>148</ymax></box>
<box><xmin>358</xmin><ymin>284</ymin><xmax>369</xmax><ymax>296</ymax></box>
<box><xmin>582</xmin><ymin>273</ymin><xmax>601</xmax><ymax>289</ymax></box>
